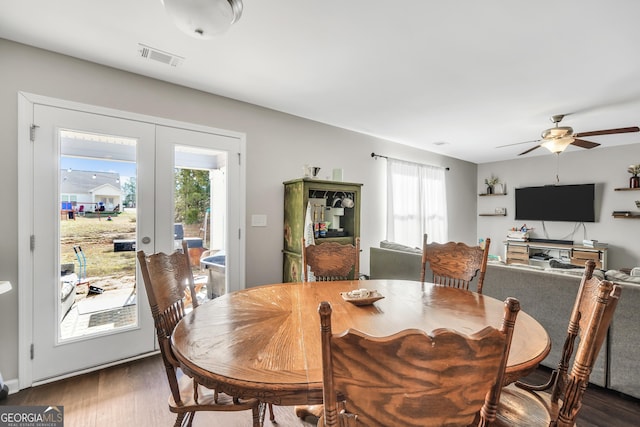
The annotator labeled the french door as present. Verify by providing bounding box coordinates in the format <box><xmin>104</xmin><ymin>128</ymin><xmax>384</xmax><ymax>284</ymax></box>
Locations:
<box><xmin>18</xmin><ymin>93</ymin><xmax>245</xmax><ymax>385</ymax></box>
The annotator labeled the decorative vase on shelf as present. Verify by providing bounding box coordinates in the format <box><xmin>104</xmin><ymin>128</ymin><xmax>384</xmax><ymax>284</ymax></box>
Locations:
<box><xmin>628</xmin><ymin>164</ymin><xmax>640</xmax><ymax>188</ymax></box>
<box><xmin>484</xmin><ymin>176</ymin><xmax>499</xmax><ymax>194</ymax></box>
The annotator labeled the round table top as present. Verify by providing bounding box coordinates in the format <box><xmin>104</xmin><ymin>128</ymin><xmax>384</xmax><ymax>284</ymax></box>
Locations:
<box><xmin>171</xmin><ymin>279</ymin><xmax>550</xmax><ymax>405</ymax></box>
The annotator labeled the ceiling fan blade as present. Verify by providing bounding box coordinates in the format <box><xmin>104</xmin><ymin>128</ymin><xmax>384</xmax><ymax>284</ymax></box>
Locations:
<box><xmin>574</xmin><ymin>126</ymin><xmax>640</xmax><ymax>137</ymax></box>
<box><xmin>571</xmin><ymin>139</ymin><xmax>600</xmax><ymax>149</ymax></box>
<box><xmin>518</xmin><ymin>144</ymin><xmax>542</xmax><ymax>156</ymax></box>
<box><xmin>495</xmin><ymin>139</ymin><xmax>541</xmax><ymax>149</ymax></box>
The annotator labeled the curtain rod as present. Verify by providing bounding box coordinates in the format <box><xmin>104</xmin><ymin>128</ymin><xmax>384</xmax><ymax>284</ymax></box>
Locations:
<box><xmin>370</xmin><ymin>152</ymin><xmax>450</xmax><ymax>170</ymax></box>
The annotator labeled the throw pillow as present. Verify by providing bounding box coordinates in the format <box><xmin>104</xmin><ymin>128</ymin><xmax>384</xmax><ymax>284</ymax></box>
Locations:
<box><xmin>380</xmin><ymin>240</ymin><xmax>422</xmax><ymax>254</ymax></box>
<box><xmin>606</xmin><ymin>270</ymin><xmax>640</xmax><ymax>284</ymax></box>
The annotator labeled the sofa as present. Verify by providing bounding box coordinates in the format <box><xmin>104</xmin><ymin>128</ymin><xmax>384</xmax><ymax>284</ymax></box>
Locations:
<box><xmin>369</xmin><ymin>241</ymin><xmax>640</xmax><ymax>399</ymax></box>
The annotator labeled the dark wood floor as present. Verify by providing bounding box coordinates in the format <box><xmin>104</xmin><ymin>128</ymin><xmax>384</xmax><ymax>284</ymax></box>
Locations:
<box><xmin>2</xmin><ymin>354</ymin><xmax>638</xmax><ymax>426</ymax></box>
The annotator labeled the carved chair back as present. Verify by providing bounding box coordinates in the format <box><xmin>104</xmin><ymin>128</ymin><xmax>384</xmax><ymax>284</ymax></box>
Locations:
<box><xmin>550</xmin><ymin>259</ymin><xmax>604</xmax><ymax>401</ymax></box>
<box><xmin>421</xmin><ymin>234</ymin><xmax>490</xmax><ymax>294</ymax></box>
<box><xmin>302</xmin><ymin>237</ymin><xmax>360</xmax><ymax>281</ymax></box>
<box><xmin>137</xmin><ymin>241</ymin><xmax>198</xmax><ymax>385</ymax></box>
<box><xmin>319</xmin><ymin>298</ymin><xmax>520</xmax><ymax>427</ymax></box>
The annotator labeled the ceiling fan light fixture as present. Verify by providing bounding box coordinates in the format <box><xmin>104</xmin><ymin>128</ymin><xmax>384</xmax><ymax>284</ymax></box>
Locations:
<box><xmin>514</xmin><ymin>114</ymin><xmax>636</xmax><ymax>157</ymax></box>
<box><xmin>161</xmin><ymin>0</ymin><xmax>243</xmax><ymax>39</ymax></box>
<box><xmin>541</xmin><ymin>126</ymin><xmax>573</xmax><ymax>140</ymax></box>
<box><xmin>541</xmin><ymin>136</ymin><xmax>574</xmax><ymax>154</ymax></box>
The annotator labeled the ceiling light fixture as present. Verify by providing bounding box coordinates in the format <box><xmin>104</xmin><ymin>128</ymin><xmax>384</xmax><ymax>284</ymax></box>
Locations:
<box><xmin>161</xmin><ymin>0</ymin><xmax>243</xmax><ymax>39</ymax></box>
<box><xmin>541</xmin><ymin>136</ymin><xmax>575</xmax><ymax>154</ymax></box>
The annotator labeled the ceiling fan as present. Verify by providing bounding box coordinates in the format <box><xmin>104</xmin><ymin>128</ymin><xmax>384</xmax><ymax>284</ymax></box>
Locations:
<box><xmin>503</xmin><ymin>115</ymin><xmax>639</xmax><ymax>156</ymax></box>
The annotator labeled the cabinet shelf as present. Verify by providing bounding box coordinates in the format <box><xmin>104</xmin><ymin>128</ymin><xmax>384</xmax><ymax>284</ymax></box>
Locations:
<box><xmin>479</xmin><ymin>213</ymin><xmax>507</xmax><ymax>216</ymax></box>
<box><xmin>478</xmin><ymin>193</ymin><xmax>506</xmax><ymax>197</ymax></box>
<box><xmin>614</xmin><ymin>187</ymin><xmax>640</xmax><ymax>191</ymax></box>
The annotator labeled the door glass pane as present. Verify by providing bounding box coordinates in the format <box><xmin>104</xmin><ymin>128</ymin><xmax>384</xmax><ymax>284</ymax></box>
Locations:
<box><xmin>174</xmin><ymin>145</ymin><xmax>227</xmax><ymax>303</ymax></box>
<box><xmin>59</xmin><ymin>130</ymin><xmax>138</xmax><ymax>341</ymax></box>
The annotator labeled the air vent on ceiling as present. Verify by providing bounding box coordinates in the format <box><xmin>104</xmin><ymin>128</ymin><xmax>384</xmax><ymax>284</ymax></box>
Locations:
<box><xmin>138</xmin><ymin>44</ymin><xmax>184</xmax><ymax>67</ymax></box>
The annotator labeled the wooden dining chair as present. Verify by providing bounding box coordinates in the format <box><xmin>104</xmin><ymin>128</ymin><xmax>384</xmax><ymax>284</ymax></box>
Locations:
<box><xmin>302</xmin><ymin>237</ymin><xmax>360</xmax><ymax>281</ymax></box>
<box><xmin>137</xmin><ymin>242</ymin><xmax>265</xmax><ymax>427</ymax></box>
<box><xmin>493</xmin><ymin>260</ymin><xmax>621</xmax><ymax>427</ymax></box>
<box><xmin>420</xmin><ymin>234</ymin><xmax>491</xmax><ymax>294</ymax></box>
<box><xmin>295</xmin><ymin>237</ymin><xmax>362</xmax><ymax>421</ymax></box>
<box><xmin>512</xmin><ymin>260</ymin><xmax>599</xmax><ymax>400</ymax></box>
<box><xmin>318</xmin><ymin>297</ymin><xmax>520</xmax><ymax>427</ymax></box>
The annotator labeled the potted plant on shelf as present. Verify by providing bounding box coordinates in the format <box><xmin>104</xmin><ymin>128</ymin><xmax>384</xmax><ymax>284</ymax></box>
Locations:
<box><xmin>628</xmin><ymin>164</ymin><xmax>640</xmax><ymax>189</ymax></box>
<box><xmin>484</xmin><ymin>176</ymin><xmax>500</xmax><ymax>194</ymax></box>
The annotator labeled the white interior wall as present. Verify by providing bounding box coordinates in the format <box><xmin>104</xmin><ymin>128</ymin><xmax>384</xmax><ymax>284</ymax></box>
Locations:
<box><xmin>477</xmin><ymin>145</ymin><xmax>640</xmax><ymax>269</ymax></box>
<box><xmin>0</xmin><ymin>39</ymin><xmax>477</xmax><ymax>383</ymax></box>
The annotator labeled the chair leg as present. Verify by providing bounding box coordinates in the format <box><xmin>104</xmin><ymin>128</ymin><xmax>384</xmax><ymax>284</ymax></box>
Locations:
<box><xmin>252</xmin><ymin>401</ymin><xmax>267</xmax><ymax>427</ymax></box>
<box><xmin>174</xmin><ymin>412</ymin><xmax>186</xmax><ymax>427</ymax></box>
<box><xmin>185</xmin><ymin>411</ymin><xmax>195</xmax><ymax>427</ymax></box>
<box><xmin>268</xmin><ymin>403</ymin><xmax>275</xmax><ymax>422</ymax></box>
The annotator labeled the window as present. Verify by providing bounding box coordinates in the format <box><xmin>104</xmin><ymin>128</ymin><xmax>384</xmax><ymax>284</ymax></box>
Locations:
<box><xmin>386</xmin><ymin>158</ymin><xmax>447</xmax><ymax>248</ymax></box>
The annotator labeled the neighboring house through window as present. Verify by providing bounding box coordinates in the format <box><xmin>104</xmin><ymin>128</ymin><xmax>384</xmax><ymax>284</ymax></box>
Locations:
<box><xmin>60</xmin><ymin>169</ymin><xmax>122</xmax><ymax>212</ymax></box>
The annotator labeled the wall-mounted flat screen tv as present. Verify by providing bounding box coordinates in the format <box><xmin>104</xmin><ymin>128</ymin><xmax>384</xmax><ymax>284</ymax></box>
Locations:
<box><xmin>515</xmin><ymin>184</ymin><xmax>596</xmax><ymax>222</ymax></box>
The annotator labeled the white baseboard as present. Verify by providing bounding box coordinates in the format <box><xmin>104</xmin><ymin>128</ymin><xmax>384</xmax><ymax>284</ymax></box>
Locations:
<box><xmin>31</xmin><ymin>351</ymin><xmax>160</xmax><ymax>388</ymax></box>
<box><xmin>5</xmin><ymin>378</ymin><xmax>19</xmax><ymax>395</ymax></box>
<box><xmin>7</xmin><ymin>350</ymin><xmax>159</xmax><ymax>394</ymax></box>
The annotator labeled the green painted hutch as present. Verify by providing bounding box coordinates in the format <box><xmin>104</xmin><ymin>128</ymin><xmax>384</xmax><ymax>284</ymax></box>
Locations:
<box><xmin>283</xmin><ymin>178</ymin><xmax>362</xmax><ymax>282</ymax></box>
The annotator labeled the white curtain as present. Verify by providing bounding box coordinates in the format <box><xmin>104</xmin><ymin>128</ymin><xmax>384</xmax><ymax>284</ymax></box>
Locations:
<box><xmin>386</xmin><ymin>158</ymin><xmax>448</xmax><ymax>248</ymax></box>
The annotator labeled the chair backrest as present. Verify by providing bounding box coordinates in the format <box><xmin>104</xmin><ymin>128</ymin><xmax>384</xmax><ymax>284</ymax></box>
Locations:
<box><xmin>477</xmin><ymin>297</ymin><xmax>521</xmax><ymax>426</ymax></box>
<box><xmin>421</xmin><ymin>234</ymin><xmax>491</xmax><ymax>294</ymax></box>
<box><xmin>136</xmin><ymin>241</ymin><xmax>198</xmax><ymax>405</ymax></box>
<box><xmin>552</xmin><ymin>265</ymin><xmax>621</xmax><ymax>427</ymax></box>
<box><xmin>319</xmin><ymin>298</ymin><xmax>520</xmax><ymax>427</ymax></box>
<box><xmin>548</xmin><ymin>259</ymin><xmax>596</xmax><ymax>401</ymax></box>
<box><xmin>302</xmin><ymin>237</ymin><xmax>360</xmax><ymax>281</ymax></box>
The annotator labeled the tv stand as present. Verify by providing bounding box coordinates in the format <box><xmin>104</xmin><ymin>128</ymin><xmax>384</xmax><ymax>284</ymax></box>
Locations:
<box><xmin>528</xmin><ymin>237</ymin><xmax>574</xmax><ymax>245</ymax></box>
<box><xmin>504</xmin><ymin>240</ymin><xmax>607</xmax><ymax>269</ymax></box>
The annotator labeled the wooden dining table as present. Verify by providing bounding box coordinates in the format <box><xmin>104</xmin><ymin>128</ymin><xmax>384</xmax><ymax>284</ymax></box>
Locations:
<box><xmin>171</xmin><ymin>279</ymin><xmax>550</xmax><ymax>406</ymax></box>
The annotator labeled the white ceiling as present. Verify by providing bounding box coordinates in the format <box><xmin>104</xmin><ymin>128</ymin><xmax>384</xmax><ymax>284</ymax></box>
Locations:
<box><xmin>2</xmin><ymin>0</ymin><xmax>640</xmax><ymax>164</ymax></box>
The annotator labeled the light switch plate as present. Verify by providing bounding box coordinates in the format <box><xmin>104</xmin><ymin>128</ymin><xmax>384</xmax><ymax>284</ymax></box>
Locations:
<box><xmin>251</xmin><ymin>214</ymin><xmax>267</xmax><ymax>227</ymax></box>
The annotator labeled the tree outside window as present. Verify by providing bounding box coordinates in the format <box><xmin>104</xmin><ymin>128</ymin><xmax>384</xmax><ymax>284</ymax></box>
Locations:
<box><xmin>174</xmin><ymin>169</ymin><xmax>210</xmax><ymax>225</ymax></box>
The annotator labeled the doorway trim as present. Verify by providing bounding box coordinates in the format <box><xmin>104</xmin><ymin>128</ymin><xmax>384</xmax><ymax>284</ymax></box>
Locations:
<box><xmin>17</xmin><ymin>92</ymin><xmax>246</xmax><ymax>389</ymax></box>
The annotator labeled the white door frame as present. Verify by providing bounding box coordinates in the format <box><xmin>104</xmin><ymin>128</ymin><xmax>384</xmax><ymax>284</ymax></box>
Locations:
<box><xmin>17</xmin><ymin>92</ymin><xmax>246</xmax><ymax>389</ymax></box>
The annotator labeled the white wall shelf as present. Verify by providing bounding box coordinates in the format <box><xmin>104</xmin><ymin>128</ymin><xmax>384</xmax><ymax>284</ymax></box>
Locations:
<box><xmin>612</xmin><ymin>212</ymin><xmax>640</xmax><ymax>219</ymax></box>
